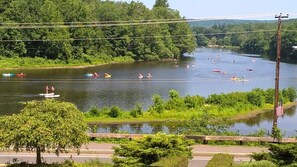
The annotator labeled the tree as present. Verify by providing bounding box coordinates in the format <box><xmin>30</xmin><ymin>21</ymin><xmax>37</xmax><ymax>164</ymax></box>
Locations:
<box><xmin>0</xmin><ymin>99</ymin><xmax>89</xmax><ymax>164</ymax></box>
<box><xmin>112</xmin><ymin>133</ymin><xmax>193</xmax><ymax>166</ymax></box>
<box><xmin>153</xmin><ymin>0</ymin><xmax>169</xmax><ymax>8</ymax></box>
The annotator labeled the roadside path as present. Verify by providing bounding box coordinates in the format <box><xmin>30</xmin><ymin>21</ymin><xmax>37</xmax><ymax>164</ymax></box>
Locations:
<box><xmin>0</xmin><ymin>142</ymin><xmax>269</xmax><ymax>167</ymax></box>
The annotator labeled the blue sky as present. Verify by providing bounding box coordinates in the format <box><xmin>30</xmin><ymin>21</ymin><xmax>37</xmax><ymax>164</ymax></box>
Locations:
<box><xmin>113</xmin><ymin>0</ymin><xmax>297</xmax><ymax>20</ymax></box>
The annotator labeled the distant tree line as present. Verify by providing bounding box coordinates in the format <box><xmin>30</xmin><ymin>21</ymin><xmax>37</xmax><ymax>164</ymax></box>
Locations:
<box><xmin>0</xmin><ymin>0</ymin><xmax>196</xmax><ymax>63</ymax></box>
<box><xmin>192</xmin><ymin>19</ymin><xmax>297</xmax><ymax>62</ymax></box>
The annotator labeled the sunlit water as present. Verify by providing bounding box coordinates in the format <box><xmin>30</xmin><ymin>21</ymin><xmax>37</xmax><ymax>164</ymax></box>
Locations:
<box><xmin>1</xmin><ymin>48</ymin><xmax>296</xmax><ymax>135</ymax></box>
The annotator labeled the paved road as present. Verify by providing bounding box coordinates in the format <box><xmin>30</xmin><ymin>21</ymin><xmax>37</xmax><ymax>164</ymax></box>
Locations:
<box><xmin>0</xmin><ymin>143</ymin><xmax>269</xmax><ymax>167</ymax></box>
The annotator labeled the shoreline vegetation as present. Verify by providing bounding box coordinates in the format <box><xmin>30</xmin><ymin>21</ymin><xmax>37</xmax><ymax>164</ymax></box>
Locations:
<box><xmin>84</xmin><ymin>88</ymin><xmax>297</xmax><ymax>125</ymax></box>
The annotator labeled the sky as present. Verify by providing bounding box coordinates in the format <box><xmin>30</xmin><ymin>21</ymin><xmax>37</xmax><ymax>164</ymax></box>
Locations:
<box><xmin>113</xmin><ymin>0</ymin><xmax>297</xmax><ymax>20</ymax></box>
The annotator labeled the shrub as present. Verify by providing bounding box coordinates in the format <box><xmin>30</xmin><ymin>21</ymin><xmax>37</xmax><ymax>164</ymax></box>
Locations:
<box><xmin>130</xmin><ymin>102</ymin><xmax>143</xmax><ymax>118</ymax></box>
<box><xmin>108</xmin><ymin>106</ymin><xmax>121</xmax><ymax>118</ymax></box>
<box><xmin>235</xmin><ymin>160</ymin><xmax>277</xmax><ymax>167</ymax></box>
<box><xmin>282</xmin><ymin>87</ymin><xmax>297</xmax><ymax>102</ymax></box>
<box><xmin>112</xmin><ymin>133</ymin><xmax>193</xmax><ymax>166</ymax></box>
<box><xmin>87</xmin><ymin>106</ymin><xmax>101</xmax><ymax>117</ymax></box>
<box><xmin>151</xmin><ymin>156</ymin><xmax>188</xmax><ymax>167</ymax></box>
<box><xmin>247</xmin><ymin>89</ymin><xmax>265</xmax><ymax>107</ymax></box>
<box><xmin>184</xmin><ymin>95</ymin><xmax>205</xmax><ymax>109</ymax></box>
<box><xmin>151</xmin><ymin>94</ymin><xmax>165</xmax><ymax>113</ymax></box>
<box><xmin>169</xmin><ymin>89</ymin><xmax>180</xmax><ymax>99</ymax></box>
<box><xmin>206</xmin><ymin>153</ymin><xmax>234</xmax><ymax>167</ymax></box>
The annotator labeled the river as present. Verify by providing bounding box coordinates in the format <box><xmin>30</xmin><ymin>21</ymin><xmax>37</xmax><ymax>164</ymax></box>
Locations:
<box><xmin>0</xmin><ymin>48</ymin><xmax>296</xmax><ymax>135</ymax></box>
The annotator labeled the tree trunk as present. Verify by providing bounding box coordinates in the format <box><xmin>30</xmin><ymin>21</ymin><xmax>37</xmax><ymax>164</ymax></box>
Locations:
<box><xmin>36</xmin><ymin>146</ymin><xmax>42</xmax><ymax>164</ymax></box>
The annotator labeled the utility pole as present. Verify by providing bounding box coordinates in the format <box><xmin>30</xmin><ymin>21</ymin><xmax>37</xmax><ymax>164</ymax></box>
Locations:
<box><xmin>273</xmin><ymin>13</ymin><xmax>289</xmax><ymax>128</ymax></box>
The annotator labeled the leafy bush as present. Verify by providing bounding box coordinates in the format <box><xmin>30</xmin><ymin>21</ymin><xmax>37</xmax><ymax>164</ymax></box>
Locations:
<box><xmin>252</xmin><ymin>143</ymin><xmax>297</xmax><ymax>166</ymax></box>
<box><xmin>150</xmin><ymin>94</ymin><xmax>165</xmax><ymax>113</ymax></box>
<box><xmin>130</xmin><ymin>102</ymin><xmax>143</xmax><ymax>118</ymax></box>
<box><xmin>264</xmin><ymin>88</ymin><xmax>275</xmax><ymax>104</ymax></box>
<box><xmin>108</xmin><ymin>106</ymin><xmax>121</xmax><ymax>118</ymax></box>
<box><xmin>235</xmin><ymin>160</ymin><xmax>277</xmax><ymax>167</ymax></box>
<box><xmin>87</xmin><ymin>106</ymin><xmax>101</xmax><ymax>117</ymax></box>
<box><xmin>184</xmin><ymin>95</ymin><xmax>205</xmax><ymax>109</ymax></box>
<box><xmin>151</xmin><ymin>156</ymin><xmax>188</xmax><ymax>167</ymax></box>
<box><xmin>247</xmin><ymin>89</ymin><xmax>265</xmax><ymax>107</ymax></box>
<box><xmin>282</xmin><ymin>87</ymin><xmax>297</xmax><ymax>102</ymax></box>
<box><xmin>112</xmin><ymin>133</ymin><xmax>193</xmax><ymax>166</ymax></box>
<box><xmin>206</xmin><ymin>153</ymin><xmax>234</xmax><ymax>167</ymax></box>
<box><xmin>169</xmin><ymin>89</ymin><xmax>180</xmax><ymax>99</ymax></box>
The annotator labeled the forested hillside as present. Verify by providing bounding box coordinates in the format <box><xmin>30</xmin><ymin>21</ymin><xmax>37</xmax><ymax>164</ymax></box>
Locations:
<box><xmin>192</xmin><ymin>19</ymin><xmax>297</xmax><ymax>62</ymax></box>
<box><xmin>0</xmin><ymin>0</ymin><xmax>196</xmax><ymax>64</ymax></box>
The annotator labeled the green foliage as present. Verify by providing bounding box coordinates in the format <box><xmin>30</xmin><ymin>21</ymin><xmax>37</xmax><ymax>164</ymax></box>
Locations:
<box><xmin>168</xmin><ymin>89</ymin><xmax>180</xmax><ymax>99</ymax></box>
<box><xmin>184</xmin><ymin>95</ymin><xmax>205</xmax><ymax>109</ymax></box>
<box><xmin>151</xmin><ymin>156</ymin><xmax>188</xmax><ymax>167</ymax></box>
<box><xmin>108</xmin><ymin>106</ymin><xmax>122</xmax><ymax>118</ymax></box>
<box><xmin>0</xmin><ymin>0</ymin><xmax>196</xmax><ymax>67</ymax></box>
<box><xmin>112</xmin><ymin>133</ymin><xmax>193</xmax><ymax>166</ymax></box>
<box><xmin>206</xmin><ymin>153</ymin><xmax>234</xmax><ymax>167</ymax></box>
<box><xmin>84</xmin><ymin>88</ymin><xmax>293</xmax><ymax>129</ymax></box>
<box><xmin>181</xmin><ymin>114</ymin><xmax>230</xmax><ymax>135</ymax></box>
<box><xmin>235</xmin><ymin>160</ymin><xmax>277</xmax><ymax>167</ymax></box>
<box><xmin>0</xmin><ymin>99</ymin><xmax>89</xmax><ymax>164</ymax></box>
<box><xmin>282</xmin><ymin>87</ymin><xmax>297</xmax><ymax>102</ymax></box>
<box><xmin>247</xmin><ymin>89</ymin><xmax>265</xmax><ymax>107</ymax></box>
<box><xmin>271</xmin><ymin>126</ymin><xmax>283</xmax><ymax>142</ymax></box>
<box><xmin>150</xmin><ymin>94</ymin><xmax>165</xmax><ymax>113</ymax></box>
<box><xmin>130</xmin><ymin>102</ymin><xmax>143</xmax><ymax>118</ymax></box>
<box><xmin>252</xmin><ymin>143</ymin><xmax>297</xmax><ymax>166</ymax></box>
<box><xmin>191</xmin><ymin>19</ymin><xmax>297</xmax><ymax>62</ymax></box>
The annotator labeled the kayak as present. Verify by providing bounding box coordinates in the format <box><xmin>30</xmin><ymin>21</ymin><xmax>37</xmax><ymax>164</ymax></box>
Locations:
<box><xmin>39</xmin><ymin>93</ymin><xmax>54</xmax><ymax>96</ymax></box>
<box><xmin>44</xmin><ymin>94</ymin><xmax>60</xmax><ymax>98</ymax></box>
<box><xmin>84</xmin><ymin>73</ymin><xmax>93</xmax><ymax>77</ymax></box>
<box><xmin>105</xmin><ymin>74</ymin><xmax>111</xmax><ymax>78</ymax></box>
<box><xmin>2</xmin><ymin>73</ymin><xmax>15</xmax><ymax>77</ymax></box>
<box><xmin>16</xmin><ymin>73</ymin><xmax>26</xmax><ymax>77</ymax></box>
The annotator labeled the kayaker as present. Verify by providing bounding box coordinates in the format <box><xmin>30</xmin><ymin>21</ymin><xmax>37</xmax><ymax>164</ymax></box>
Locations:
<box><xmin>45</xmin><ymin>85</ymin><xmax>49</xmax><ymax>94</ymax></box>
<box><xmin>51</xmin><ymin>86</ymin><xmax>55</xmax><ymax>94</ymax></box>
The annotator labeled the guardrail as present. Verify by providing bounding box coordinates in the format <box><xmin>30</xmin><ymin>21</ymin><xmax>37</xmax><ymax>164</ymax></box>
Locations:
<box><xmin>88</xmin><ymin>133</ymin><xmax>297</xmax><ymax>145</ymax></box>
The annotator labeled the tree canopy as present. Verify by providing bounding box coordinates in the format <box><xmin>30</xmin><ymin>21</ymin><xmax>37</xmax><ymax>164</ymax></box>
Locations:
<box><xmin>0</xmin><ymin>99</ymin><xmax>89</xmax><ymax>164</ymax></box>
<box><xmin>0</xmin><ymin>0</ymin><xmax>196</xmax><ymax>64</ymax></box>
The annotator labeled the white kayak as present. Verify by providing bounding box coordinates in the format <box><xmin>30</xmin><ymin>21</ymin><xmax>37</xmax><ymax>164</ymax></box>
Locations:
<box><xmin>44</xmin><ymin>94</ymin><xmax>60</xmax><ymax>98</ymax></box>
<box><xmin>39</xmin><ymin>93</ymin><xmax>60</xmax><ymax>98</ymax></box>
<box><xmin>39</xmin><ymin>93</ymin><xmax>54</xmax><ymax>96</ymax></box>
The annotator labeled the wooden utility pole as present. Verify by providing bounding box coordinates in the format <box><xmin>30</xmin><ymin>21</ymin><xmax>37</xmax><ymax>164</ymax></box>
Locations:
<box><xmin>273</xmin><ymin>13</ymin><xmax>289</xmax><ymax>128</ymax></box>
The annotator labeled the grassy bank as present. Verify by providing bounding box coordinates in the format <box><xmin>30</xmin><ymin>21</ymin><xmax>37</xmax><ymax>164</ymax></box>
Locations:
<box><xmin>0</xmin><ymin>56</ymin><xmax>134</xmax><ymax>69</ymax></box>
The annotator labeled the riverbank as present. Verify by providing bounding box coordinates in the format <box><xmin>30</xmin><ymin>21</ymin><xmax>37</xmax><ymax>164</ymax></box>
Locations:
<box><xmin>0</xmin><ymin>56</ymin><xmax>134</xmax><ymax>70</ymax></box>
<box><xmin>231</xmin><ymin>102</ymin><xmax>297</xmax><ymax>121</ymax></box>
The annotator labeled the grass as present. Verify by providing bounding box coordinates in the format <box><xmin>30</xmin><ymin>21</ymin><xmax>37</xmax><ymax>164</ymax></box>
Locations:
<box><xmin>0</xmin><ymin>56</ymin><xmax>134</xmax><ymax>69</ymax></box>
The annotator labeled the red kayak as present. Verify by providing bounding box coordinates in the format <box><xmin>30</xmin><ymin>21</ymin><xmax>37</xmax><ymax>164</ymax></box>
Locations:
<box><xmin>16</xmin><ymin>73</ymin><xmax>26</xmax><ymax>77</ymax></box>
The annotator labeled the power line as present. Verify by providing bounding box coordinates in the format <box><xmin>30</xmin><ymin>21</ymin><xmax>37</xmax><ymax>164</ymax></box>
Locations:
<box><xmin>0</xmin><ymin>29</ymin><xmax>289</xmax><ymax>42</ymax></box>
<box><xmin>1</xmin><ymin>13</ymin><xmax>295</xmax><ymax>29</ymax></box>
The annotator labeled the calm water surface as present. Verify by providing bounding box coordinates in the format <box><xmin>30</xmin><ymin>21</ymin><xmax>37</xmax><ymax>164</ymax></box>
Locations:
<box><xmin>1</xmin><ymin>48</ymin><xmax>296</xmax><ymax>135</ymax></box>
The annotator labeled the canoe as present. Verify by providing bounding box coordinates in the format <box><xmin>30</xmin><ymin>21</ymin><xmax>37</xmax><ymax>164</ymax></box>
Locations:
<box><xmin>2</xmin><ymin>73</ymin><xmax>15</xmax><ymax>77</ymax></box>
